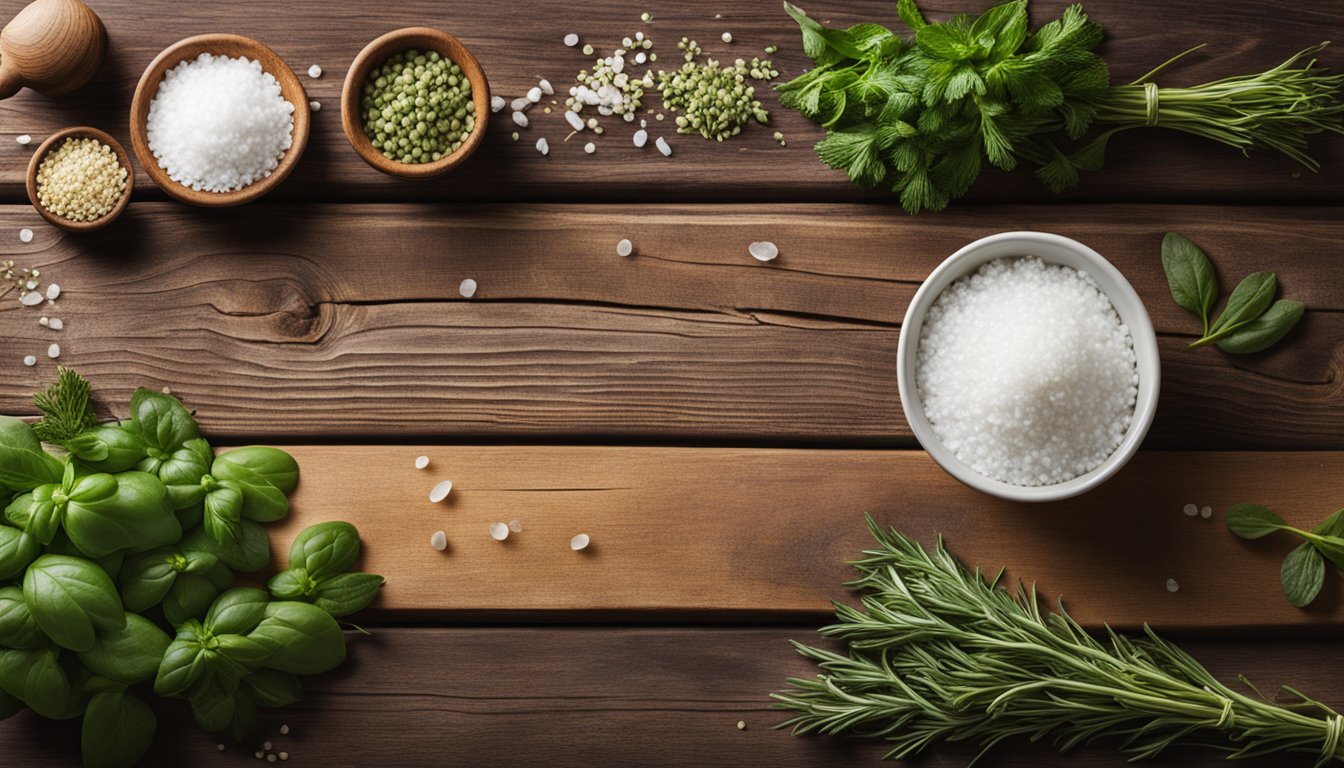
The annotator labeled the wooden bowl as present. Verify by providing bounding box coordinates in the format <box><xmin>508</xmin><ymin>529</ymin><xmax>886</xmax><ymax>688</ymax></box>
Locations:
<box><xmin>342</xmin><ymin>27</ymin><xmax>490</xmax><ymax>179</ymax></box>
<box><xmin>130</xmin><ymin>34</ymin><xmax>310</xmax><ymax>207</ymax></box>
<box><xmin>25</xmin><ymin>126</ymin><xmax>132</xmax><ymax>232</ymax></box>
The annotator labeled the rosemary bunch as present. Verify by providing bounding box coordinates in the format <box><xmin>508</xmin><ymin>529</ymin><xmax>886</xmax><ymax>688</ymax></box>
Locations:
<box><xmin>773</xmin><ymin>517</ymin><xmax>1344</xmax><ymax>765</ymax></box>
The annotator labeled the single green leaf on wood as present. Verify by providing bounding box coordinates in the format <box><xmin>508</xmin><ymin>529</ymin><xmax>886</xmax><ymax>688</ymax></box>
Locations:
<box><xmin>1215</xmin><ymin>300</ymin><xmax>1305</xmax><ymax>355</ymax></box>
<box><xmin>1225</xmin><ymin>504</ymin><xmax>1288</xmax><ymax>540</ymax></box>
<box><xmin>1197</xmin><ymin>271</ymin><xmax>1277</xmax><ymax>345</ymax></box>
<box><xmin>896</xmin><ymin>0</ymin><xmax>927</xmax><ymax>31</ymax></box>
<box><xmin>1160</xmin><ymin>232</ymin><xmax>1219</xmax><ymax>332</ymax></box>
<box><xmin>1280</xmin><ymin>542</ymin><xmax>1325</xmax><ymax>608</ymax></box>
<box><xmin>81</xmin><ymin>691</ymin><xmax>157</xmax><ymax>768</ymax></box>
<box><xmin>1302</xmin><ymin>533</ymin><xmax>1344</xmax><ymax>573</ymax></box>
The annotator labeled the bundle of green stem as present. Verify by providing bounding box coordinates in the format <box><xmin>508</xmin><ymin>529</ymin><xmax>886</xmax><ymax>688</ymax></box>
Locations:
<box><xmin>779</xmin><ymin>0</ymin><xmax>1344</xmax><ymax>212</ymax></box>
<box><xmin>773</xmin><ymin>517</ymin><xmax>1344</xmax><ymax>765</ymax></box>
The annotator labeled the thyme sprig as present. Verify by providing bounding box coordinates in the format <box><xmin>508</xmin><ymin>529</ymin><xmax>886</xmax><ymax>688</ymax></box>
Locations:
<box><xmin>773</xmin><ymin>517</ymin><xmax>1344</xmax><ymax>765</ymax></box>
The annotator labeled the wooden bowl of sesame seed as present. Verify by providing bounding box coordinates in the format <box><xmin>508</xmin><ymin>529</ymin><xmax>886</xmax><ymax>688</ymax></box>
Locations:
<box><xmin>25</xmin><ymin>125</ymin><xmax>133</xmax><ymax>233</ymax></box>
<box><xmin>342</xmin><ymin>27</ymin><xmax>491</xmax><ymax>179</ymax></box>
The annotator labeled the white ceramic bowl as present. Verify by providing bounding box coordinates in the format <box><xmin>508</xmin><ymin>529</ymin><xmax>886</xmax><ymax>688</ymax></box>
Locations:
<box><xmin>896</xmin><ymin>231</ymin><xmax>1160</xmax><ymax>503</ymax></box>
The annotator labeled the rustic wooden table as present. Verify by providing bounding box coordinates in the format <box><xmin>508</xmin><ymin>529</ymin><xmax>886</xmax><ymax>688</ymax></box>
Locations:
<box><xmin>1</xmin><ymin>0</ymin><xmax>1342</xmax><ymax>765</ymax></box>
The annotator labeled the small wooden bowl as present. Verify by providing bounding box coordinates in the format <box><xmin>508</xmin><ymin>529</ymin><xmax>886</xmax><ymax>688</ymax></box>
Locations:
<box><xmin>25</xmin><ymin>126</ymin><xmax>133</xmax><ymax>232</ymax></box>
<box><xmin>342</xmin><ymin>27</ymin><xmax>490</xmax><ymax>179</ymax></box>
<box><xmin>130</xmin><ymin>34</ymin><xmax>310</xmax><ymax>207</ymax></box>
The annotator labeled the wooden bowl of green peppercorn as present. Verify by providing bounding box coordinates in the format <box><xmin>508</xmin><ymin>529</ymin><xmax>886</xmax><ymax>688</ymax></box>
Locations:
<box><xmin>342</xmin><ymin>27</ymin><xmax>490</xmax><ymax>179</ymax></box>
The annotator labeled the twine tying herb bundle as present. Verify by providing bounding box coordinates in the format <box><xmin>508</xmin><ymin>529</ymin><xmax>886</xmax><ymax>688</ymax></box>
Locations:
<box><xmin>774</xmin><ymin>517</ymin><xmax>1344</xmax><ymax>765</ymax></box>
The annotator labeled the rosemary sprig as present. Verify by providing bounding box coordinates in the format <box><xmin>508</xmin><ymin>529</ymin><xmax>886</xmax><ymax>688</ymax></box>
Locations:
<box><xmin>773</xmin><ymin>517</ymin><xmax>1344</xmax><ymax>766</ymax></box>
<box><xmin>31</xmin><ymin>366</ymin><xmax>99</xmax><ymax>444</ymax></box>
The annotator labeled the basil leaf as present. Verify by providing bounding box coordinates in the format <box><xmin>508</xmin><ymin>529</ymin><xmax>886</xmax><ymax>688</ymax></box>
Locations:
<box><xmin>311</xmin><ymin>572</ymin><xmax>385</xmax><ymax>617</ymax></box>
<box><xmin>1314</xmin><ymin>508</ymin><xmax>1344</xmax><ymax>538</ymax></box>
<box><xmin>1207</xmin><ymin>271</ymin><xmax>1277</xmax><ymax>337</ymax></box>
<box><xmin>5</xmin><ymin>487</ymin><xmax>61</xmax><ymax>546</ymax></box>
<box><xmin>81</xmin><ymin>691</ymin><xmax>156</xmax><ymax>768</ymax></box>
<box><xmin>163</xmin><ymin>562</ymin><xmax>234</xmax><ymax>628</ymax></box>
<box><xmin>1160</xmin><ymin>232</ymin><xmax>1219</xmax><ymax>329</ymax></box>
<box><xmin>244</xmin><ymin>669</ymin><xmax>302</xmax><ymax>708</ymax></box>
<box><xmin>187</xmin><ymin>674</ymin><xmax>236</xmax><ymax>733</ymax></box>
<box><xmin>174</xmin><ymin>501</ymin><xmax>205</xmax><ymax>534</ymax></box>
<box><xmin>227</xmin><ymin>689</ymin><xmax>258</xmax><ymax>744</ymax></box>
<box><xmin>0</xmin><ymin>444</ymin><xmax>63</xmax><ymax>493</ymax></box>
<box><xmin>158</xmin><ymin>438</ymin><xmax>213</xmax><ymax>509</ymax></box>
<box><xmin>248</xmin><ymin>601</ymin><xmax>346</xmax><ymax>675</ymax></box>
<box><xmin>203</xmin><ymin>482</ymin><xmax>244</xmax><ymax>549</ymax></box>
<box><xmin>129</xmin><ymin>388</ymin><xmax>200</xmax><ymax>456</ymax></box>
<box><xmin>0</xmin><ymin>415</ymin><xmax>43</xmax><ymax>453</ymax></box>
<box><xmin>210</xmin><ymin>450</ymin><xmax>292</xmax><ymax>523</ymax></box>
<box><xmin>118</xmin><ymin>549</ymin><xmax>178</xmax><ymax>612</ymax></box>
<box><xmin>204</xmin><ymin>588</ymin><xmax>270</xmax><ymax>636</ymax></box>
<box><xmin>1224</xmin><ymin>504</ymin><xmax>1287</xmax><ymax>540</ymax></box>
<box><xmin>1215</xmin><ymin>300</ymin><xmax>1305</xmax><ymax>355</ymax></box>
<box><xmin>1280</xmin><ymin>541</ymin><xmax>1325</xmax><ymax>608</ymax></box>
<box><xmin>189</xmin><ymin>520</ymin><xmax>271</xmax><ymax>573</ymax></box>
<box><xmin>63</xmin><ymin>471</ymin><xmax>180</xmax><ymax>558</ymax></box>
<box><xmin>267</xmin><ymin>568</ymin><xmax>310</xmax><ymax>600</ymax></box>
<box><xmin>289</xmin><ymin>521</ymin><xmax>361</xmax><ymax>580</ymax></box>
<box><xmin>0</xmin><ymin>585</ymin><xmax>45</xmax><ymax>647</ymax></box>
<box><xmin>215</xmin><ymin>633</ymin><xmax>271</xmax><ymax>666</ymax></box>
<box><xmin>0</xmin><ymin>523</ymin><xmax>40</xmax><ymax>581</ymax></box>
<box><xmin>0</xmin><ymin>646</ymin><xmax>72</xmax><ymax>719</ymax></box>
<box><xmin>154</xmin><ymin>623</ymin><xmax>208</xmax><ymax>696</ymax></box>
<box><xmin>0</xmin><ymin>688</ymin><xmax>22</xmax><ymax>721</ymax></box>
<box><xmin>23</xmin><ymin>554</ymin><xmax>126</xmax><ymax>652</ymax></box>
<box><xmin>66</xmin><ymin>424</ymin><xmax>147</xmax><ymax>474</ymax></box>
<box><xmin>79</xmin><ymin>614</ymin><xmax>171</xmax><ymax>685</ymax></box>
<box><xmin>1306</xmin><ymin>534</ymin><xmax>1344</xmax><ymax>573</ymax></box>
<box><xmin>212</xmin><ymin>447</ymin><xmax>299</xmax><ymax>494</ymax></box>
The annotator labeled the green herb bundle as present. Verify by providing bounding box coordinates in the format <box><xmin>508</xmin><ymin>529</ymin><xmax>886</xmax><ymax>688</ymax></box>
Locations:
<box><xmin>0</xmin><ymin>369</ymin><xmax>384</xmax><ymax>768</ymax></box>
<box><xmin>774</xmin><ymin>517</ymin><xmax>1344</xmax><ymax>765</ymax></box>
<box><xmin>779</xmin><ymin>0</ymin><xmax>1344</xmax><ymax>213</ymax></box>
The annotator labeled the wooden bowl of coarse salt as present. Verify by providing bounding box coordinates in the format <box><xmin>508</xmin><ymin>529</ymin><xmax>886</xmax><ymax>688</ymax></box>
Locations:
<box><xmin>341</xmin><ymin>27</ymin><xmax>490</xmax><ymax>179</ymax></box>
<box><xmin>130</xmin><ymin>34</ymin><xmax>310</xmax><ymax>207</ymax></box>
<box><xmin>25</xmin><ymin>125</ymin><xmax>133</xmax><ymax>232</ymax></box>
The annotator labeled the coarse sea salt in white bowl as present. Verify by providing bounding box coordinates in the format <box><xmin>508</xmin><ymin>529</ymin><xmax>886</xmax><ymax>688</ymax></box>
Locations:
<box><xmin>896</xmin><ymin>232</ymin><xmax>1160</xmax><ymax>503</ymax></box>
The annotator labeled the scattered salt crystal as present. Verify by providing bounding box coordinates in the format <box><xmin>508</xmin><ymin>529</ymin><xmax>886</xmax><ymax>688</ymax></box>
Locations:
<box><xmin>511</xmin><ymin>97</ymin><xmax>531</xmax><ymax>112</ymax></box>
<box><xmin>564</xmin><ymin>33</ymin><xmax>580</xmax><ymax>47</ymax></box>
<box><xmin>459</xmin><ymin>278</ymin><xmax>478</xmax><ymax>298</ymax></box>
<box><xmin>736</xmin><ymin>720</ymin><xmax>747</xmax><ymax>730</ymax></box>
<box><xmin>1200</xmin><ymin>506</ymin><xmax>1212</xmax><ymax>519</ymax></box>
<box><xmin>263</xmin><ymin>742</ymin><xmax>273</xmax><ymax>751</ymax></box>
<box><xmin>633</xmin><ymin>129</ymin><xmax>648</xmax><ymax>147</ymax></box>
<box><xmin>584</xmin><ymin>142</ymin><xmax>596</xmax><ymax>154</ymax></box>
<box><xmin>429</xmin><ymin>479</ymin><xmax>453</xmax><ymax>503</ymax></box>
<box><xmin>616</xmin><ymin>239</ymin><xmax>634</xmax><ymax>257</ymax></box>
<box><xmin>539</xmin><ymin>79</ymin><xmax>554</xmax><ymax>96</ymax></box>
<box><xmin>490</xmin><ymin>522</ymin><xmax>509</xmax><ymax>541</ymax></box>
<box><xmin>255</xmin><ymin>752</ymin><xmax>264</xmax><ymax>760</ymax></box>
<box><xmin>20</xmin><ymin>291</ymin><xmax>43</xmax><ymax>306</ymax></box>
<box><xmin>16</xmin><ymin>134</ymin><xmax>31</xmax><ymax>146</ymax></box>
<box><xmin>491</xmin><ymin>95</ymin><xmax>506</xmax><ymax>113</ymax></box>
<box><xmin>25</xmin><ymin>279</ymin><xmax>36</xmax><ymax>290</ymax></box>
<box><xmin>512</xmin><ymin>111</ymin><xmax>529</xmax><ymax>128</ymax></box>
<box><xmin>570</xmin><ymin>533</ymin><xmax>590</xmax><ymax>551</ymax></box>
<box><xmin>279</xmin><ymin>754</ymin><xmax>288</xmax><ymax>762</ymax></box>
<box><xmin>307</xmin><ymin>64</ymin><xmax>322</xmax><ymax>78</ymax></box>
<box><xmin>38</xmin><ymin>316</ymin><xmax>48</xmax><ymax>327</ymax></box>
<box><xmin>635</xmin><ymin>52</ymin><xmax>647</xmax><ymax>64</ymax></box>
<box><xmin>586</xmin><ymin>117</ymin><xmax>599</xmax><ymax>130</ymax></box>
<box><xmin>430</xmin><ymin>530</ymin><xmax>448</xmax><ymax>551</ymax></box>
<box><xmin>48</xmin><ymin>318</ymin><xmax>62</xmax><ymax>330</ymax></box>
<box><xmin>217</xmin><ymin>744</ymin><xmax>226</xmax><ymax>752</ymax></box>
<box><xmin>414</xmin><ymin>455</ymin><xmax>430</xmax><ymax>469</ymax></box>
<box><xmin>641</xmin><ymin>12</ymin><xmax>652</xmax><ymax>22</ymax></box>
<box><xmin>535</xmin><ymin>137</ymin><xmax>549</xmax><ymax>155</ymax></box>
<box><xmin>640</xmin><ymin>119</ymin><xmax>647</xmax><ymax>128</ymax></box>
<box><xmin>22</xmin><ymin>355</ymin><xmax>36</xmax><ymax>367</ymax></box>
<box><xmin>915</xmin><ymin>257</ymin><xmax>1138</xmax><ymax>487</ymax></box>
<box><xmin>310</xmin><ymin>100</ymin><xmax>321</xmax><ymax>111</ymax></box>
<box><xmin>748</xmin><ymin>241</ymin><xmax>779</xmax><ymax>262</ymax></box>
<box><xmin>565</xmin><ymin>110</ymin><xmax>585</xmax><ymax>131</ymax></box>
<box><xmin>19</xmin><ymin>228</ymin><xmax>33</xmax><ymax>243</ymax></box>
<box><xmin>1166</xmin><ymin>578</ymin><xmax>1179</xmax><ymax>593</ymax></box>
<box><xmin>45</xmin><ymin>283</ymin><xmax>59</xmax><ymax>300</ymax></box>
<box><xmin>526</xmin><ymin>87</ymin><xmax>543</xmax><ymax>103</ymax></box>
<box><xmin>49</xmin><ymin>343</ymin><xmax>62</xmax><ymax>360</ymax></box>
<box><xmin>721</xmin><ymin>32</ymin><xmax>734</xmax><ymax>43</ymax></box>
<box><xmin>1183</xmin><ymin>503</ymin><xmax>1198</xmax><ymax>517</ymax></box>
<box><xmin>508</xmin><ymin>519</ymin><xmax>524</xmax><ymax>533</ymax></box>
<box><xmin>279</xmin><ymin>725</ymin><xmax>290</xmax><ymax>736</ymax></box>
<box><xmin>655</xmin><ymin>136</ymin><xmax>671</xmax><ymax>156</ymax></box>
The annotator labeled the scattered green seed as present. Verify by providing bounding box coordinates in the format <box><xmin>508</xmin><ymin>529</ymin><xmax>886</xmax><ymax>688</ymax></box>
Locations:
<box><xmin>641</xmin><ymin>11</ymin><xmax>652</xmax><ymax>22</ymax></box>
<box><xmin>361</xmin><ymin>48</ymin><xmax>475</xmax><ymax>164</ymax></box>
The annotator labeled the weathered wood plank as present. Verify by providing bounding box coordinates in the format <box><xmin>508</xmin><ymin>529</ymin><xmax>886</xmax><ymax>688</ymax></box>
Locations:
<box><xmin>1</xmin><ymin>204</ymin><xmax>1340</xmax><ymax>447</ymax></box>
<box><xmin>4</xmin><ymin>627</ymin><xmax>1343</xmax><ymax>767</ymax></box>
<box><xmin>187</xmin><ymin>445</ymin><xmax>1344</xmax><ymax>630</ymax></box>
<box><xmin>0</xmin><ymin>0</ymin><xmax>1339</xmax><ymax>204</ymax></box>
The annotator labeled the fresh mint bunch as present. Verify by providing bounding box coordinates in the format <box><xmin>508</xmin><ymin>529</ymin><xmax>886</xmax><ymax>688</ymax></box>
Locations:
<box><xmin>779</xmin><ymin>0</ymin><xmax>1344</xmax><ymax>212</ymax></box>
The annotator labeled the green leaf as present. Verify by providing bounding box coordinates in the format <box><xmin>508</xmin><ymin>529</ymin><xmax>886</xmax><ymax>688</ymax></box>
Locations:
<box><xmin>0</xmin><ymin>523</ymin><xmax>40</xmax><ymax>581</ymax></box>
<box><xmin>129</xmin><ymin>389</ymin><xmax>199</xmax><ymax>457</ymax></box>
<box><xmin>1303</xmin><ymin>533</ymin><xmax>1344</xmax><ymax>573</ymax></box>
<box><xmin>244</xmin><ymin>669</ymin><xmax>302</xmax><ymax>708</ymax></box>
<box><xmin>191</xmin><ymin>519</ymin><xmax>271</xmax><ymax>573</ymax></box>
<box><xmin>0</xmin><ymin>646</ymin><xmax>72</xmax><ymax>719</ymax></box>
<box><xmin>0</xmin><ymin>585</ymin><xmax>45</xmax><ymax>647</ymax></box>
<box><xmin>78</xmin><ymin>614</ymin><xmax>171</xmax><ymax>685</ymax></box>
<box><xmin>157</xmin><ymin>438</ymin><xmax>213</xmax><ymax>511</ymax></box>
<box><xmin>0</xmin><ymin>415</ymin><xmax>43</xmax><ymax>453</ymax></box>
<box><xmin>248</xmin><ymin>601</ymin><xmax>347</xmax><ymax>675</ymax></box>
<box><xmin>981</xmin><ymin>0</ymin><xmax>1028</xmax><ymax>60</ymax></box>
<box><xmin>118</xmin><ymin>549</ymin><xmax>179</xmax><ymax>612</ymax></box>
<box><xmin>23</xmin><ymin>554</ymin><xmax>126</xmax><ymax>652</ymax></box>
<box><xmin>63</xmin><ymin>471</ymin><xmax>180</xmax><ymax>558</ymax></box>
<box><xmin>202</xmin><ymin>482</ymin><xmax>244</xmax><ymax>549</ymax></box>
<box><xmin>1225</xmin><ymin>504</ymin><xmax>1288</xmax><ymax>540</ymax></box>
<box><xmin>215</xmin><ymin>633</ymin><xmax>272</xmax><ymax>666</ymax></box>
<box><xmin>227</xmin><ymin>689</ymin><xmax>257</xmax><ymax>743</ymax></box>
<box><xmin>1205</xmin><ymin>272</ymin><xmax>1277</xmax><ymax>338</ymax></box>
<box><xmin>65</xmin><ymin>424</ymin><xmax>147</xmax><ymax>474</ymax></box>
<box><xmin>1280</xmin><ymin>542</ymin><xmax>1324</xmax><ymax>608</ymax></box>
<box><xmin>163</xmin><ymin>562</ymin><xmax>234</xmax><ymax>628</ymax></box>
<box><xmin>268</xmin><ymin>568</ymin><xmax>311</xmax><ymax>601</ymax></box>
<box><xmin>154</xmin><ymin>622</ymin><xmax>208</xmax><ymax>696</ymax></box>
<box><xmin>783</xmin><ymin>1</ymin><xmax>833</xmax><ymax>63</ymax></box>
<box><xmin>1215</xmin><ymin>300</ymin><xmax>1305</xmax><ymax>355</ymax></box>
<box><xmin>896</xmin><ymin>0</ymin><xmax>928</xmax><ymax>31</ymax></box>
<box><xmin>211</xmin><ymin>447</ymin><xmax>296</xmax><ymax>522</ymax></box>
<box><xmin>81</xmin><ymin>691</ymin><xmax>156</xmax><ymax>768</ymax></box>
<box><xmin>0</xmin><ymin>444</ymin><xmax>64</xmax><ymax>494</ymax></box>
<box><xmin>0</xmin><ymin>688</ymin><xmax>22</xmax><ymax>721</ymax></box>
<box><xmin>1314</xmin><ymin>509</ymin><xmax>1344</xmax><ymax>538</ymax></box>
<box><xmin>1161</xmin><ymin>233</ymin><xmax>1219</xmax><ymax>331</ymax></box>
<box><xmin>290</xmin><ymin>521</ymin><xmax>362</xmax><ymax>581</ymax></box>
<box><xmin>916</xmin><ymin>24</ymin><xmax>973</xmax><ymax>62</ymax></box>
<box><xmin>187</xmin><ymin>674</ymin><xmax>236</xmax><ymax>733</ymax></box>
<box><xmin>311</xmin><ymin>573</ymin><xmax>385</xmax><ymax>617</ymax></box>
<box><xmin>204</xmin><ymin>588</ymin><xmax>270</xmax><ymax>636</ymax></box>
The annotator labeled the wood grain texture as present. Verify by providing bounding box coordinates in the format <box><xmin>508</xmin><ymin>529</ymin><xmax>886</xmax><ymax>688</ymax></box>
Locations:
<box><xmin>5</xmin><ymin>627</ymin><xmax>1344</xmax><ymax>767</ymax></box>
<box><xmin>1</xmin><ymin>203</ymin><xmax>1339</xmax><ymax>447</ymax></box>
<box><xmin>213</xmin><ymin>445</ymin><xmax>1344</xmax><ymax>630</ymax></box>
<box><xmin>0</xmin><ymin>0</ymin><xmax>1339</xmax><ymax>203</ymax></box>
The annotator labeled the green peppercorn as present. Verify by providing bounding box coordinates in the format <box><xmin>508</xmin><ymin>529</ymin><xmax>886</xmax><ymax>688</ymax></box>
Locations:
<box><xmin>361</xmin><ymin>47</ymin><xmax>476</xmax><ymax>163</ymax></box>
